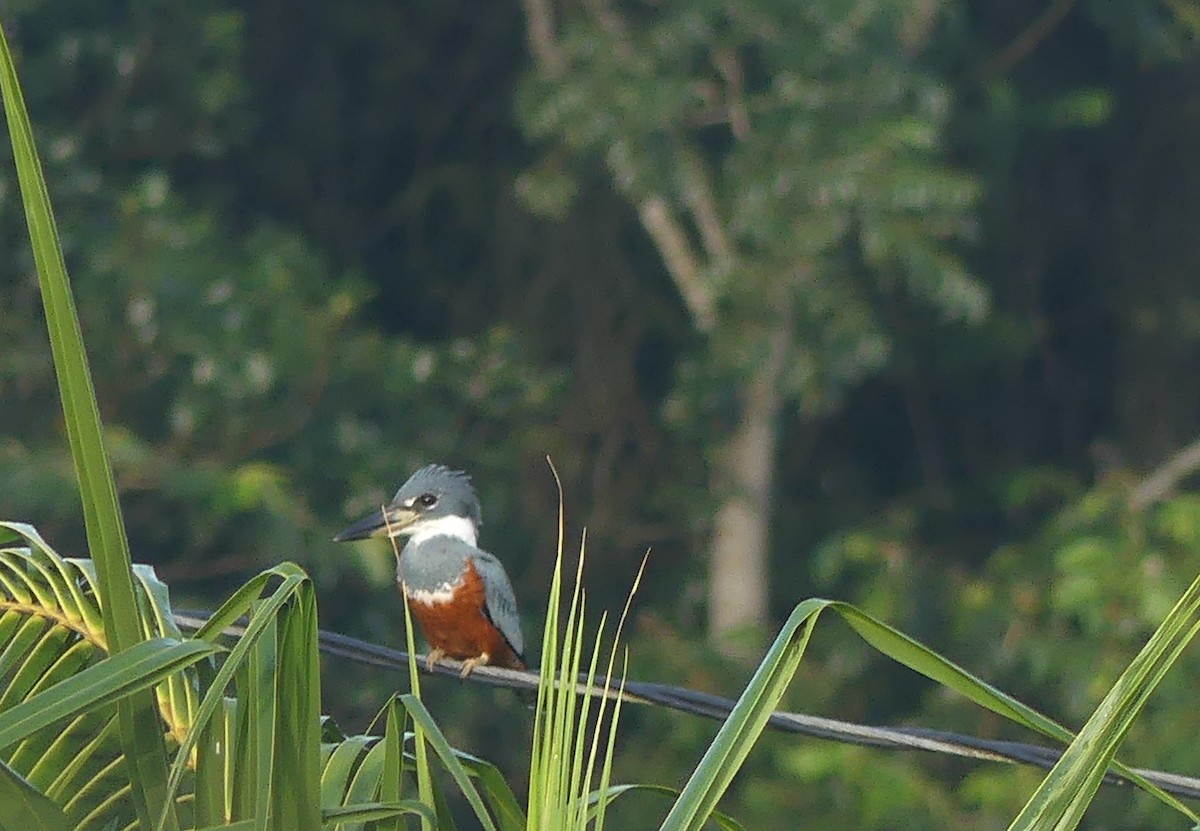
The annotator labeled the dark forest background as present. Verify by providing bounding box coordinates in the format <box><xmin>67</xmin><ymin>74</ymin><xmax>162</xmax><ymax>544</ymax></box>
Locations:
<box><xmin>4</xmin><ymin>1</ymin><xmax>1200</xmax><ymax>827</ymax></box>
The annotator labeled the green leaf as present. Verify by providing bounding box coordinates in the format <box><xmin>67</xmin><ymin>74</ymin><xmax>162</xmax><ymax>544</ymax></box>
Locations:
<box><xmin>248</xmin><ymin>609</ymin><xmax>278</xmax><ymax>831</ymax></box>
<box><xmin>0</xmin><ymin>757</ymin><xmax>70</xmax><ymax>831</ymax></box>
<box><xmin>589</xmin><ymin>784</ymin><xmax>745</xmax><ymax>831</ymax></box>
<box><xmin>397</xmin><ymin>695</ymin><xmax>499</xmax><ymax>831</ymax></box>
<box><xmin>832</xmin><ymin>602</ymin><xmax>1194</xmax><ymax>819</ymax></box>
<box><xmin>657</xmin><ymin>595</ymin><xmax>1198</xmax><ymax>831</ymax></box>
<box><xmin>319</xmin><ymin>735</ymin><xmax>374</xmax><ymax>813</ymax></box>
<box><xmin>272</xmin><ymin>589</ymin><xmax>322</xmax><ymax>831</ymax></box>
<box><xmin>340</xmin><ymin>741</ymin><xmax>388</xmax><ymax>820</ymax></box>
<box><xmin>193</xmin><ymin>701</ymin><xmax>228</xmax><ymax>830</ymax></box>
<box><xmin>660</xmin><ymin>599</ymin><xmax>825</xmax><ymax>831</ymax></box>
<box><xmin>0</xmin><ymin>638</ymin><xmax>218</xmax><ymax>750</ymax></box>
<box><xmin>0</xmin><ymin>24</ymin><xmax>177</xmax><ymax>831</ymax></box>
<box><xmin>400</xmin><ymin>590</ymin><xmax>437</xmax><ymax>831</ymax></box>
<box><xmin>1007</xmin><ymin>569</ymin><xmax>1200</xmax><ymax>830</ymax></box>
<box><xmin>378</xmin><ymin>699</ymin><xmax>405</xmax><ymax>831</ymax></box>
<box><xmin>158</xmin><ymin>564</ymin><xmax>310</xmax><ymax>830</ymax></box>
<box><xmin>194</xmin><ymin>822</ymin><xmax>256</xmax><ymax>831</ymax></box>
<box><xmin>446</xmin><ymin>749</ymin><xmax>524</xmax><ymax>831</ymax></box>
<box><xmin>321</xmin><ymin>801</ymin><xmax>435</xmax><ymax>826</ymax></box>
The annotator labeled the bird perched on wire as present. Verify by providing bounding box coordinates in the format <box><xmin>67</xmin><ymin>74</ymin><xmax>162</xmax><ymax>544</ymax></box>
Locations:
<box><xmin>333</xmin><ymin>464</ymin><xmax>525</xmax><ymax>677</ymax></box>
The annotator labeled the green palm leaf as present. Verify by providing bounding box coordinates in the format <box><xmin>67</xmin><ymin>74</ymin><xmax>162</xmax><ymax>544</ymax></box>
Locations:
<box><xmin>0</xmin><ymin>524</ymin><xmax>214</xmax><ymax>830</ymax></box>
<box><xmin>0</xmin><ymin>757</ymin><xmax>70</xmax><ymax>831</ymax></box>
<box><xmin>0</xmin><ymin>24</ymin><xmax>176</xmax><ymax>831</ymax></box>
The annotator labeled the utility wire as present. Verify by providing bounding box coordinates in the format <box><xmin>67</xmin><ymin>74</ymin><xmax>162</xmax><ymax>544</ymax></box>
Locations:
<box><xmin>174</xmin><ymin>610</ymin><xmax>1200</xmax><ymax>802</ymax></box>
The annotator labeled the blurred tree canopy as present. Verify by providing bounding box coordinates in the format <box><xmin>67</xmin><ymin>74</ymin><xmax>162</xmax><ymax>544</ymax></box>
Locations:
<box><xmin>4</xmin><ymin>0</ymin><xmax>1200</xmax><ymax>827</ymax></box>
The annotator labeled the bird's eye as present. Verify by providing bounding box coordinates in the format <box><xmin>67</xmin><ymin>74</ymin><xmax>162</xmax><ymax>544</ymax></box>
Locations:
<box><xmin>417</xmin><ymin>493</ymin><xmax>438</xmax><ymax>508</ymax></box>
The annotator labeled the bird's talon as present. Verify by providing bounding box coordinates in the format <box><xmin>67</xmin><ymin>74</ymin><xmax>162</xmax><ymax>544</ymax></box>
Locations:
<box><xmin>459</xmin><ymin>653</ymin><xmax>490</xmax><ymax>678</ymax></box>
<box><xmin>425</xmin><ymin>649</ymin><xmax>446</xmax><ymax>671</ymax></box>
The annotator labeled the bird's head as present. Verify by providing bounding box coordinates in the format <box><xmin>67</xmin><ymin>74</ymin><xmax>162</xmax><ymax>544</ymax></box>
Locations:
<box><xmin>333</xmin><ymin>464</ymin><xmax>482</xmax><ymax>546</ymax></box>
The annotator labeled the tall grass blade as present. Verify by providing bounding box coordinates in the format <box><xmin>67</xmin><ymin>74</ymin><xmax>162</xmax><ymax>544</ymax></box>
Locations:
<box><xmin>588</xmin><ymin>557</ymin><xmax>642</xmax><ymax>829</ymax></box>
<box><xmin>400</xmin><ymin>573</ymin><xmax>437</xmax><ymax>831</ymax></box>
<box><xmin>525</xmin><ymin>457</ymin><xmax>637</xmax><ymax>831</ymax></box>
<box><xmin>397</xmin><ymin>694</ymin><xmax>499</xmax><ymax>831</ymax></box>
<box><xmin>272</xmin><ymin>588</ymin><xmax>322</xmax><ymax>830</ymax></box>
<box><xmin>1007</xmin><ymin>569</ymin><xmax>1200</xmax><ymax>830</ymax></box>
<box><xmin>528</xmin><ymin>459</ymin><xmax>568</xmax><ymax>829</ymax></box>
<box><xmin>0</xmin><ymin>25</ymin><xmax>176</xmax><ymax>831</ymax></box>
<box><xmin>158</xmin><ymin>565</ymin><xmax>310</xmax><ymax>830</ymax></box>
<box><xmin>832</xmin><ymin>601</ymin><xmax>1194</xmax><ymax>819</ymax></box>
<box><xmin>321</xmin><ymin>801</ymin><xmax>435</xmax><ymax>826</ymax></box>
<box><xmin>378</xmin><ymin>698</ymin><xmax>405</xmax><ymax>831</ymax></box>
<box><xmin>660</xmin><ymin>598</ymin><xmax>826</xmax><ymax>831</ymax></box>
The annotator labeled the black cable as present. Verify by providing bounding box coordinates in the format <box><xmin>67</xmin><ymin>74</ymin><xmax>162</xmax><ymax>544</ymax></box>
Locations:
<box><xmin>173</xmin><ymin>610</ymin><xmax>1200</xmax><ymax>802</ymax></box>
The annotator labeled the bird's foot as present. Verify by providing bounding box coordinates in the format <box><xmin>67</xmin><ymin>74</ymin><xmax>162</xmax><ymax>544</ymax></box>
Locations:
<box><xmin>459</xmin><ymin>653</ymin><xmax>491</xmax><ymax>678</ymax></box>
<box><xmin>425</xmin><ymin>649</ymin><xmax>446</xmax><ymax>671</ymax></box>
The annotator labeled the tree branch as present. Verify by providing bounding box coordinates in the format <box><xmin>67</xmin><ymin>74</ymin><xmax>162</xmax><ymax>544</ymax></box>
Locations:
<box><xmin>521</xmin><ymin>0</ymin><xmax>564</xmax><ymax>74</ymax></box>
<box><xmin>714</xmin><ymin>47</ymin><xmax>750</xmax><ymax>140</ymax></box>
<box><xmin>681</xmin><ymin>149</ymin><xmax>734</xmax><ymax>272</ymax></box>
<box><xmin>522</xmin><ymin>0</ymin><xmax>721</xmax><ymax>334</ymax></box>
<box><xmin>1129</xmin><ymin>435</ymin><xmax>1200</xmax><ymax>511</ymax></box>
<box><xmin>976</xmin><ymin>0</ymin><xmax>1079</xmax><ymax>80</ymax></box>
<box><xmin>637</xmin><ymin>195</ymin><xmax>717</xmax><ymax>331</ymax></box>
<box><xmin>583</xmin><ymin>0</ymin><xmax>635</xmax><ymax>60</ymax></box>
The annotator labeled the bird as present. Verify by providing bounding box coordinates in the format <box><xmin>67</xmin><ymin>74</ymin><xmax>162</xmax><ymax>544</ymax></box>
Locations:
<box><xmin>333</xmin><ymin>464</ymin><xmax>525</xmax><ymax>677</ymax></box>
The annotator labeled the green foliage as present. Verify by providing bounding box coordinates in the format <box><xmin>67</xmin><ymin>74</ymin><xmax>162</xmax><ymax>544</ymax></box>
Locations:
<box><xmin>1</xmin><ymin>25</ymin><xmax>182</xmax><ymax>827</ymax></box>
<box><xmin>0</xmin><ymin>756</ymin><xmax>70</xmax><ymax>831</ymax></box>
<box><xmin>8</xmin><ymin>0</ymin><xmax>1200</xmax><ymax>828</ymax></box>
<box><xmin>1</xmin><ymin>22</ymin><xmax>520</xmax><ymax>827</ymax></box>
<box><xmin>0</xmin><ymin>172</ymin><xmax>566</xmax><ymax>578</ymax></box>
<box><xmin>527</xmin><ymin>494</ymin><xmax>634</xmax><ymax>831</ymax></box>
<box><xmin>0</xmin><ymin>522</ymin><xmax>495</xmax><ymax>830</ymax></box>
<box><xmin>518</xmin><ymin>0</ymin><xmax>985</xmax><ymax>410</ymax></box>
<box><xmin>1009</xmin><ymin>559</ymin><xmax>1200</xmax><ymax>827</ymax></box>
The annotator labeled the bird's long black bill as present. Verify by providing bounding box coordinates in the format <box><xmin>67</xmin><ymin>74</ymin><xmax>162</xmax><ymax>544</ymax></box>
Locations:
<box><xmin>332</xmin><ymin>505</ymin><xmax>419</xmax><ymax>542</ymax></box>
<box><xmin>332</xmin><ymin>510</ymin><xmax>388</xmax><ymax>542</ymax></box>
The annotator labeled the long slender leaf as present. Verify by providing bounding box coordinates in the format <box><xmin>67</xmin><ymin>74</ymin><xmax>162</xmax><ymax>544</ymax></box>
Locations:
<box><xmin>444</xmin><ymin>749</ymin><xmax>524</xmax><ymax>831</ymax></box>
<box><xmin>658</xmin><ymin>593</ymin><xmax>1198</xmax><ymax>831</ymax></box>
<box><xmin>0</xmin><ymin>24</ymin><xmax>176</xmax><ymax>831</ymax></box>
<box><xmin>397</xmin><ymin>695</ymin><xmax>498</xmax><ymax>831</ymax></box>
<box><xmin>589</xmin><ymin>784</ymin><xmax>744</xmax><ymax>831</ymax></box>
<box><xmin>1007</xmin><ymin>569</ymin><xmax>1200</xmax><ymax>830</ymax></box>
<box><xmin>248</xmin><ymin>609</ymin><xmax>278</xmax><ymax>831</ymax></box>
<box><xmin>158</xmin><ymin>565</ymin><xmax>309</xmax><ymax>831</ymax></box>
<box><xmin>378</xmin><ymin>699</ymin><xmax>405</xmax><ymax>831</ymax></box>
<box><xmin>400</xmin><ymin>583</ymin><xmax>437</xmax><ymax>831</ymax></box>
<box><xmin>341</xmin><ymin>741</ymin><xmax>389</xmax><ymax>821</ymax></box>
<box><xmin>321</xmin><ymin>801</ymin><xmax>434</xmax><ymax>826</ymax></box>
<box><xmin>0</xmin><ymin>757</ymin><xmax>70</xmax><ymax>831</ymax></box>
<box><xmin>832</xmin><ymin>602</ymin><xmax>1195</xmax><ymax>819</ymax></box>
<box><xmin>272</xmin><ymin>589</ymin><xmax>322</xmax><ymax>831</ymax></box>
<box><xmin>432</xmin><ymin>784</ymin><xmax>460</xmax><ymax>831</ymax></box>
<box><xmin>193</xmin><ymin>702</ymin><xmax>228</xmax><ymax>831</ymax></box>
<box><xmin>320</xmin><ymin>735</ymin><xmax>374</xmax><ymax>815</ymax></box>
<box><xmin>0</xmin><ymin>638</ymin><xmax>218</xmax><ymax>750</ymax></box>
<box><xmin>660</xmin><ymin>599</ymin><xmax>825</xmax><ymax>831</ymax></box>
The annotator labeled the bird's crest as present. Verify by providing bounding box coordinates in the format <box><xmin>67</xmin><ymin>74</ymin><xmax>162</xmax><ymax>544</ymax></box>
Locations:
<box><xmin>395</xmin><ymin>463</ymin><xmax>482</xmax><ymax>526</ymax></box>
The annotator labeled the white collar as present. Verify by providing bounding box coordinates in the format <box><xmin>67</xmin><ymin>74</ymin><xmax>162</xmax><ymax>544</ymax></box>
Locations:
<box><xmin>395</xmin><ymin>514</ymin><xmax>479</xmax><ymax>547</ymax></box>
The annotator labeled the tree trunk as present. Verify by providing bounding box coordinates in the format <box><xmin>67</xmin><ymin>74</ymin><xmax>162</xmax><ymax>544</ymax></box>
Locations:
<box><xmin>707</xmin><ymin>324</ymin><xmax>788</xmax><ymax>647</ymax></box>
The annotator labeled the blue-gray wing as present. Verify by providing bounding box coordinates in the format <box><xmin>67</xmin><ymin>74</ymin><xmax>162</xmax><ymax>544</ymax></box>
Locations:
<box><xmin>471</xmin><ymin>550</ymin><xmax>524</xmax><ymax>660</ymax></box>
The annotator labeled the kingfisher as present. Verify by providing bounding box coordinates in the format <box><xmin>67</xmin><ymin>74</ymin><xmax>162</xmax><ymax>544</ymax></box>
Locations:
<box><xmin>333</xmin><ymin>464</ymin><xmax>525</xmax><ymax>676</ymax></box>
